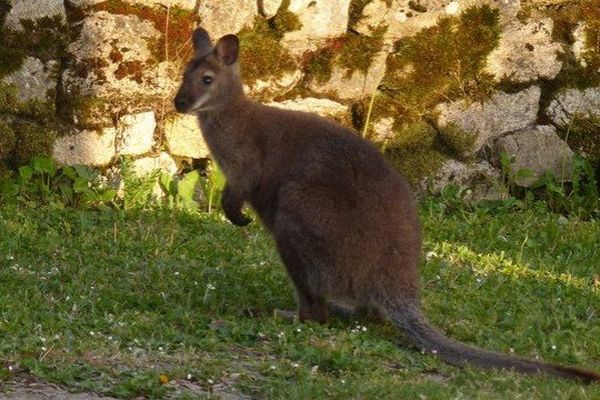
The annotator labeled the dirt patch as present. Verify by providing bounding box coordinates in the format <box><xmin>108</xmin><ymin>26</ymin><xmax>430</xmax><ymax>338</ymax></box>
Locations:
<box><xmin>0</xmin><ymin>376</ymin><xmax>116</xmax><ymax>400</ymax></box>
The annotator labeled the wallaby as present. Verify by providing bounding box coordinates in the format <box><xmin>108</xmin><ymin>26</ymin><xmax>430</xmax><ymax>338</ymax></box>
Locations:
<box><xmin>174</xmin><ymin>28</ymin><xmax>600</xmax><ymax>383</ymax></box>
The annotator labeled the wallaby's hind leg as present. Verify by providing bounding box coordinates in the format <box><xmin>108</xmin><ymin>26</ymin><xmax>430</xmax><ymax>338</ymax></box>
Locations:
<box><xmin>275</xmin><ymin>237</ymin><xmax>330</xmax><ymax>323</ymax></box>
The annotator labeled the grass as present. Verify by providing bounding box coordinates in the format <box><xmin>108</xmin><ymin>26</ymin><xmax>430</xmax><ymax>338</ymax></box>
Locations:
<box><xmin>0</xmin><ymin>199</ymin><xmax>599</xmax><ymax>398</ymax></box>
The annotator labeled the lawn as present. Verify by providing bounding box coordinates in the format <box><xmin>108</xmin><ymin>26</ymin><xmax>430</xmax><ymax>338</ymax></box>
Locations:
<box><xmin>0</xmin><ymin>198</ymin><xmax>599</xmax><ymax>399</ymax></box>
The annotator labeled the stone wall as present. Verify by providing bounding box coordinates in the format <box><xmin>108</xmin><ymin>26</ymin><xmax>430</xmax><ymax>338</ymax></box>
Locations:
<box><xmin>1</xmin><ymin>0</ymin><xmax>599</xmax><ymax>197</ymax></box>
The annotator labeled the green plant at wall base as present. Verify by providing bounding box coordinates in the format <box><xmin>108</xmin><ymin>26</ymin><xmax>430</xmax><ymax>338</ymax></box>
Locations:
<box><xmin>200</xmin><ymin>163</ymin><xmax>226</xmax><ymax>213</ymax></box>
<box><xmin>499</xmin><ymin>152</ymin><xmax>599</xmax><ymax>220</ymax></box>
<box><xmin>119</xmin><ymin>157</ymin><xmax>160</xmax><ymax>210</ymax></box>
<box><xmin>0</xmin><ymin>155</ymin><xmax>117</xmax><ymax>208</ymax></box>
<box><xmin>159</xmin><ymin>170</ymin><xmax>201</xmax><ymax>211</ymax></box>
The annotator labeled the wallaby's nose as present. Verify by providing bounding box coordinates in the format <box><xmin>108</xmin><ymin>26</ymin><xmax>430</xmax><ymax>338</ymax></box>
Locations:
<box><xmin>174</xmin><ymin>95</ymin><xmax>188</xmax><ymax>112</ymax></box>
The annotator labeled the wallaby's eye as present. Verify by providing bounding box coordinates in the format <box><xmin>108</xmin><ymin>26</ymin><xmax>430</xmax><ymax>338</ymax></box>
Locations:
<box><xmin>201</xmin><ymin>76</ymin><xmax>214</xmax><ymax>85</ymax></box>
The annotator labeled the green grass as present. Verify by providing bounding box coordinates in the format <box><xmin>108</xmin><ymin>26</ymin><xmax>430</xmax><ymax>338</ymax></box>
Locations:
<box><xmin>0</xmin><ymin>199</ymin><xmax>599</xmax><ymax>398</ymax></box>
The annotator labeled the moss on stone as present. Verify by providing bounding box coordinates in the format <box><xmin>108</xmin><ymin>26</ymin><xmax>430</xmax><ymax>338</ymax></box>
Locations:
<box><xmin>380</xmin><ymin>5</ymin><xmax>500</xmax><ymax>124</ymax></box>
<box><xmin>437</xmin><ymin>122</ymin><xmax>476</xmax><ymax>160</ymax></box>
<box><xmin>559</xmin><ymin>113</ymin><xmax>600</xmax><ymax>167</ymax></box>
<box><xmin>91</xmin><ymin>0</ymin><xmax>198</xmax><ymax>63</ymax></box>
<box><xmin>238</xmin><ymin>3</ymin><xmax>301</xmax><ymax>85</ymax></box>
<box><xmin>348</xmin><ymin>0</ymin><xmax>373</xmax><ymax>29</ymax></box>
<box><xmin>387</xmin><ymin>120</ymin><xmax>437</xmax><ymax>150</ymax></box>
<box><xmin>537</xmin><ymin>1</ymin><xmax>600</xmax><ymax>121</ymax></box>
<box><xmin>61</xmin><ymin>93</ymin><xmax>111</xmax><ymax>129</ymax></box>
<box><xmin>303</xmin><ymin>26</ymin><xmax>386</xmax><ymax>84</ymax></box>
<box><xmin>271</xmin><ymin>0</ymin><xmax>302</xmax><ymax>38</ymax></box>
<box><xmin>0</xmin><ymin>120</ymin><xmax>16</xmax><ymax>161</ymax></box>
<box><xmin>0</xmin><ymin>16</ymin><xmax>69</xmax><ymax>78</ymax></box>
<box><xmin>13</xmin><ymin>121</ymin><xmax>57</xmax><ymax>166</ymax></box>
<box><xmin>386</xmin><ymin>147</ymin><xmax>448</xmax><ymax>185</ymax></box>
<box><xmin>0</xmin><ymin>0</ymin><xmax>10</xmax><ymax>27</ymax></box>
<box><xmin>0</xmin><ymin>82</ymin><xmax>56</xmax><ymax>125</ymax></box>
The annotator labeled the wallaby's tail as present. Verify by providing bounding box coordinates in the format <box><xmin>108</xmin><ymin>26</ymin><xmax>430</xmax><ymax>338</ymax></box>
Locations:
<box><xmin>384</xmin><ymin>299</ymin><xmax>600</xmax><ymax>383</ymax></box>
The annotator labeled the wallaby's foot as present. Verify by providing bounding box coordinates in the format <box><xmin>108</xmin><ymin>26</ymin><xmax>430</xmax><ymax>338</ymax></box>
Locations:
<box><xmin>328</xmin><ymin>304</ymin><xmax>355</xmax><ymax>321</ymax></box>
<box><xmin>298</xmin><ymin>303</ymin><xmax>329</xmax><ymax>323</ymax></box>
<box><xmin>274</xmin><ymin>309</ymin><xmax>297</xmax><ymax>321</ymax></box>
<box><xmin>273</xmin><ymin>305</ymin><xmax>330</xmax><ymax>323</ymax></box>
<box><xmin>328</xmin><ymin>303</ymin><xmax>387</xmax><ymax>323</ymax></box>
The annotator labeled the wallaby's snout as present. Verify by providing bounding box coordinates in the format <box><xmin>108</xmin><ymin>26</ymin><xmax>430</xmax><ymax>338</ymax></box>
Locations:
<box><xmin>174</xmin><ymin>27</ymin><xmax>242</xmax><ymax>115</ymax></box>
<box><xmin>173</xmin><ymin>92</ymin><xmax>191</xmax><ymax>113</ymax></box>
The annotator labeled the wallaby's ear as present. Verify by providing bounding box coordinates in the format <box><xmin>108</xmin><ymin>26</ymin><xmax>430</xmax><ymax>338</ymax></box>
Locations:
<box><xmin>214</xmin><ymin>34</ymin><xmax>240</xmax><ymax>66</ymax></box>
<box><xmin>192</xmin><ymin>28</ymin><xmax>212</xmax><ymax>56</ymax></box>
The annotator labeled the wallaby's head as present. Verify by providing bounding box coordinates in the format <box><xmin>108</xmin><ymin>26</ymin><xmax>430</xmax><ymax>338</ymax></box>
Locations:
<box><xmin>174</xmin><ymin>28</ymin><xmax>242</xmax><ymax>114</ymax></box>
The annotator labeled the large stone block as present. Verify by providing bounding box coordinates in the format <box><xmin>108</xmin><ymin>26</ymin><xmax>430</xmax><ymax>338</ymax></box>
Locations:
<box><xmin>3</xmin><ymin>57</ymin><xmax>58</xmax><ymax>104</ymax></box>
<box><xmin>308</xmin><ymin>50</ymin><xmax>388</xmax><ymax>100</ymax></box>
<box><xmin>197</xmin><ymin>0</ymin><xmax>258</xmax><ymax>39</ymax></box>
<box><xmin>4</xmin><ymin>0</ymin><xmax>66</xmax><ymax>30</ymax></box>
<box><xmin>437</xmin><ymin>86</ymin><xmax>541</xmax><ymax>154</ymax></box>
<box><xmin>52</xmin><ymin>128</ymin><xmax>116</xmax><ymax>166</ymax></box>
<box><xmin>117</xmin><ymin>111</ymin><xmax>156</xmax><ymax>156</ymax></box>
<box><xmin>546</xmin><ymin>87</ymin><xmax>600</xmax><ymax>126</ymax></box>
<box><xmin>422</xmin><ymin>159</ymin><xmax>502</xmax><ymax>200</ymax></box>
<box><xmin>281</xmin><ymin>0</ymin><xmax>352</xmax><ymax>54</ymax></box>
<box><xmin>62</xmin><ymin>11</ymin><xmax>179</xmax><ymax>127</ymax></box>
<box><xmin>495</xmin><ymin>125</ymin><xmax>574</xmax><ymax>187</ymax></box>
<box><xmin>356</xmin><ymin>0</ymin><xmax>520</xmax><ymax>44</ymax></box>
<box><xmin>164</xmin><ymin>114</ymin><xmax>210</xmax><ymax>159</ymax></box>
<box><xmin>267</xmin><ymin>97</ymin><xmax>349</xmax><ymax>118</ymax></box>
<box><xmin>485</xmin><ymin>19</ymin><xmax>563</xmax><ymax>83</ymax></box>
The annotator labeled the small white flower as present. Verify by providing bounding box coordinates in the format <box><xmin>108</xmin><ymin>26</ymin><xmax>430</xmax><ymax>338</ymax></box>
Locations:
<box><xmin>187</xmin><ymin>374</ymin><xmax>192</xmax><ymax>380</ymax></box>
<box><xmin>341</xmin><ymin>379</ymin><xmax>346</xmax><ymax>384</ymax></box>
<box><xmin>174</xmin><ymin>271</ymin><xmax>180</xmax><ymax>276</ymax></box>
<box><xmin>41</xmin><ymin>347</ymin><xmax>47</xmax><ymax>352</ymax></box>
<box><xmin>277</xmin><ymin>332</ymin><xmax>285</xmax><ymax>338</ymax></box>
<box><xmin>89</xmin><ymin>331</ymin><xmax>95</xmax><ymax>336</ymax></box>
<box><xmin>206</xmin><ymin>283</ymin><xmax>215</xmax><ymax>290</ymax></box>
<box><xmin>551</xmin><ymin>345</ymin><xmax>557</xmax><ymax>350</ymax></box>
<box><xmin>207</xmin><ymin>379</ymin><xmax>214</xmax><ymax>384</ymax></box>
<box><xmin>431</xmin><ymin>349</ymin><xmax>438</xmax><ymax>354</ymax></box>
<box><xmin>291</xmin><ymin>363</ymin><xmax>299</xmax><ymax>368</ymax></box>
<box><xmin>296</xmin><ymin>328</ymin><xmax>302</xmax><ymax>333</ymax></box>
<box><xmin>509</xmin><ymin>348</ymin><xmax>515</xmax><ymax>353</ymax></box>
<box><xmin>362</xmin><ymin>326</ymin><xmax>367</xmax><ymax>332</ymax></box>
<box><xmin>269</xmin><ymin>365</ymin><xmax>276</xmax><ymax>370</ymax></box>
<box><xmin>108</xmin><ymin>336</ymin><xmax>113</xmax><ymax>341</ymax></box>
<box><xmin>158</xmin><ymin>346</ymin><xmax>164</xmax><ymax>351</ymax></box>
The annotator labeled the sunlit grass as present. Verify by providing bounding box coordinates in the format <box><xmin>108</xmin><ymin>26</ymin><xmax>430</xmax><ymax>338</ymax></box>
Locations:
<box><xmin>0</xmin><ymin>199</ymin><xmax>599</xmax><ymax>398</ymax></box>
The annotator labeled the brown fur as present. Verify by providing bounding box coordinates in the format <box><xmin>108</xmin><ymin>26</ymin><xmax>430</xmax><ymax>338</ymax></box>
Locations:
<box><xmin>174</xmin><ymin>28</ymin><xmax>600</xmax><ymax>383</ymax></box>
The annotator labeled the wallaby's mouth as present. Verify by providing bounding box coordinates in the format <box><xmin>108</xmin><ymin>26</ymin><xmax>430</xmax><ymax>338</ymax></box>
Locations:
<box><xmin>174</xmin><ymin>93</ymin><xmax>213</xmax><ymax>114</ymax></box>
